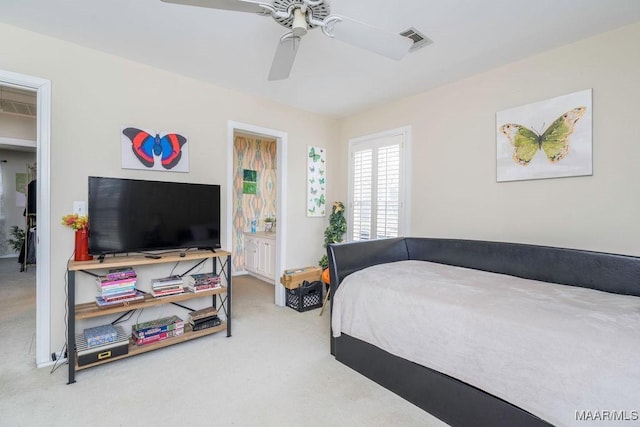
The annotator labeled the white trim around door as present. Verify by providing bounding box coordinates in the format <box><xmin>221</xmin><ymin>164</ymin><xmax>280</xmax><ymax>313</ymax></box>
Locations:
<box><xmin>0</xmin><ymin>69</ymin><xmax>52</xmax><ymax>367</ymax></box>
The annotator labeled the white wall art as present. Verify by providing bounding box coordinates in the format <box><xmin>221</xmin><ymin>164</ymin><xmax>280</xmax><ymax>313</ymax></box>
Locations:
<box><xmin>307</xmin><ymin>146</ymin><xmax>326</xmax><ymax>217</ymax></box>
<box><xmin>496</xmin><ymin>89</ymin><xmax>592</xmax><ymax>182</ymax></box>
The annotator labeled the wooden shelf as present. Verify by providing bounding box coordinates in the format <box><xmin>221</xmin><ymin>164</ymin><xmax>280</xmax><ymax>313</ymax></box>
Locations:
<box><xmin>66</xmin><ymin>249</ymin><xmax>232</xmax><ymax>383</ymax></box>
<box><xmin>75</xmin><ymin>322</ymin><xmax>227</xmax><ymax>371</ymax></box>
<box><xmin>68</xmin><ymin>249</ymin><xmax>231</xmax><ymax>271</ymax></box>
<box><xmin>75</xmin><ymin>287</ymin><xmax>228</xmax><ymax>320</ymax></box>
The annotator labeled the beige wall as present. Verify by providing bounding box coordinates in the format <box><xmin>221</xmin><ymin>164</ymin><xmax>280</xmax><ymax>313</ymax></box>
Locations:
<box><xmin>0</xmin><ymin>23</ymin><xmax>339</xmax><ymax>355</ymax></box>
<box><xmin>338</xmin><ymin>22</ymin><xmax>640</xmax><ymax>257</ymax></box>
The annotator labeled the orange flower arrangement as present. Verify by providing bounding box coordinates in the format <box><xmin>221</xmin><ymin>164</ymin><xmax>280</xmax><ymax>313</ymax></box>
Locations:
<box><xmin>61</xmin><ymin>214</ymin><xmax>89</xmax><ymax>231</ymax></box>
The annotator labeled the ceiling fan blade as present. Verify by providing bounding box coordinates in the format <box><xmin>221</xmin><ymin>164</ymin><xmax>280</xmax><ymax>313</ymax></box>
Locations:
<box><xmin>268</xmin><ymin>33</ymin><xmax>301</xmax><ymax>81</ymax></box>
<box><xmin>160</xmin><ymin>0</ymin><xmax>269</xmax><ymax>14</ymax></box>
<box><xmin>327</xmin><ymin>16</ymin><xmax>413</xmax><ymax>60</ymax></box>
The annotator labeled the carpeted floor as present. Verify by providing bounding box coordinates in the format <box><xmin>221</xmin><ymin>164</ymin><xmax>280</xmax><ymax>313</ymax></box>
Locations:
<box><xmin>0</xmin><ymin>264</ymin><xmax>446</xmax><ymax>427</ymax></box>
<box><xmin>0</xmin><ymin>257</ymin><xmax>37</xmax><ymax>375</ymax></box>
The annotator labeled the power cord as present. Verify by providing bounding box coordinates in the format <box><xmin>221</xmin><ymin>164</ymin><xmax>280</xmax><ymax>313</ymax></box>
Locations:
<box><xmin>51</xmin><ymin>250</ymin><xmax>75</xmax><ymax>375</ymax></box>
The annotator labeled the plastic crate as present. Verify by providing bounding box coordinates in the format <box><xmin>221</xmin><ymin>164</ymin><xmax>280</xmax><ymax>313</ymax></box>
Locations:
<box><xmin>285</xmin><ymin>280</ymin><xmax>323</xmax><ymax>312</ymax></box>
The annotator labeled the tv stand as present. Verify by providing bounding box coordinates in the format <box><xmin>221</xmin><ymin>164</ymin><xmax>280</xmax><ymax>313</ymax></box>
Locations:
<box><xmin>66</xmin><ymin>249</ymin><xmax>231</xmax><ymax>384</ymax></box>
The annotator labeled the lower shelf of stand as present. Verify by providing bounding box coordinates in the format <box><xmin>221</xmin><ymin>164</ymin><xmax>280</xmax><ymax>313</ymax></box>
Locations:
<box><xmin>75</xmin><ymin>322</ymin><xmax>226</xmax><ymax>371</ymax></box>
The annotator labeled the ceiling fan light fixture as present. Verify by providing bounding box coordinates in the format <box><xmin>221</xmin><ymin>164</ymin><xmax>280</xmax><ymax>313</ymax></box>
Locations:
<box><xmin>292</xmin><ymin>8</ymin><xmax>308</xmax><ymax>37</ymax></box>
<box><xmin>162</xmin><ymin>0</ymin><xmax>415</xmax><ymax>80</ymax></box>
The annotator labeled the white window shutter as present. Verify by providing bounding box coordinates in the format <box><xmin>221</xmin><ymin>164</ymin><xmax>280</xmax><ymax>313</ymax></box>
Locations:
<box><xmin>349</xmin><ymin>130</ymin><xmax>407</xmax><ymax>242</ymax></box>
<box><xmin>352</xmin><ymin>148</ymin><xmax>372</xmax><ymax>241</ymax></box>
<box><xmin>376</xmin><ymin>144</ymin><xmax>400</xmax><ymax>239</ymax></box>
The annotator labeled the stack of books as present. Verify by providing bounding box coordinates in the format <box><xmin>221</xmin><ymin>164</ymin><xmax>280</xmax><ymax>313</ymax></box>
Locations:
<box><xmin>131</xmin><ymin>315</ymin><xmax>184</xmax><ymax>345</ymax></box>
<box><xmin>188</xmin><ymin>307</ymin><xmax>221</xmax><ymax>331</ymax></box>
<box><xmin>95</xmin><ymin>267</ymin><xmax>143</xmax><ymax>307</ymax></box>
<box><xmin>187</xmin><ymin>273</ymin><xmax>222</xmax><ymax>293</ymax></box>
<box><xmin>150</xmin><ymin>275</ymin><xmax>184</xmax><ymax>297</ymax></box>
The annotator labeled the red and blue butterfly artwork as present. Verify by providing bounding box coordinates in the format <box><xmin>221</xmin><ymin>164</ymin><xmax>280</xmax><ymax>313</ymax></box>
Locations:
<box><xmin>121</xmin><ymin>127</ymin><xmax>189</xmax><ymax>172</ymax></box>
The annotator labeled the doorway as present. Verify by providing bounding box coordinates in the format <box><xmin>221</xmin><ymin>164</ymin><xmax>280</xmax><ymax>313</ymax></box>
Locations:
<box><xmin>227</xmin><ymin>121</ymin><xmax>287</xmax><ymax>306</ymax></box>
<box><xmin>0</xmin><ymin>70</ymin><xmax>52</xmax><ymax>367</ymax></box>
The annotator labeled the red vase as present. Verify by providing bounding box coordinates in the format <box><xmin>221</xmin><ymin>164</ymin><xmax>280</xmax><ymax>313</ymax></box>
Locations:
<box><xmin>74</xmin><ymin>229</ymin><xmax>93</xmax><ymax>261</ymax></box>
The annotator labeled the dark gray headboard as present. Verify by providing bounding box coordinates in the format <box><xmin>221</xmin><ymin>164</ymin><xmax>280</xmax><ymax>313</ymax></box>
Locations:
<box><xmin>406</xmin><ymin>238</ymin><xmax>640</xmax><ymax>297</ymax></box>
<box><xmin>328</xmin><ymin>237</ymin><xmax>640</xmax><ymax>297</ymax></box>
<box><xmin>327</xmin><ymin>237</ymin><xmax>409</xmax><ymax>287</ymax></box>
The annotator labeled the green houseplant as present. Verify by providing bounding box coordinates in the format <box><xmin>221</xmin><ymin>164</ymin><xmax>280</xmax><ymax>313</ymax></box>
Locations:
<box><xmin>263</xmin><ymin>216</ymin><xmax>275</xmax><ymax>232</ymax></box>
<box><xmin>6</xmin><ymin>226</ymin><xmax>25</xmax><ymax>253</ymax></box>
<box><xmin>319</xmin><ymin>201</ymin><xmax>347</xmax><ymax>269</ymax></box>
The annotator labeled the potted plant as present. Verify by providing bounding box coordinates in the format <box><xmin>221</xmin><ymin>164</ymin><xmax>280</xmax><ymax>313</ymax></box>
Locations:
<box><xmin>6</xmin><ymin>225</ymin><xmax>25</xmax><ymax>253</ymax></box>
<box><xmin>318</xmin><ymin>201</ymin><xmax>347</xmax><ymax>271</ymax></box>
<box><xmin>264</xmin><ymin>216</ymin><xmax>276</xmax><ymax>232</ymax></box>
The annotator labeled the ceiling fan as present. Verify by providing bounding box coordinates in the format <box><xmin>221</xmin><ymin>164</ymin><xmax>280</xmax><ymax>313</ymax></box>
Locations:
<box><xmin>160</xmin><ymin>0</ymin><xmax>414</xmax><ymax>80</ymax></box>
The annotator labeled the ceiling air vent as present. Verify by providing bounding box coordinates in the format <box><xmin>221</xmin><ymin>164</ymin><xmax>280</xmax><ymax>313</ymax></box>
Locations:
<box><xmin>400</xmin><ymin>27</ymin><xmax>433</xmax><ymax>52</ymax></box>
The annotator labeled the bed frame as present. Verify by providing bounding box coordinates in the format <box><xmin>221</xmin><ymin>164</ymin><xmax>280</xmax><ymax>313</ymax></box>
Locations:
<box><xmin>327</xmin><ymin>237</ymin><xmax>640</xmax><ymax>427</ymax></box>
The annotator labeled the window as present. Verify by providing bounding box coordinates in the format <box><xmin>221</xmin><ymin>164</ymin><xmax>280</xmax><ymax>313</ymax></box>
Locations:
<box><xmin>348</xmin><ymin>127</ymin><xmax>410</xmax><ymax>241</ymax></box>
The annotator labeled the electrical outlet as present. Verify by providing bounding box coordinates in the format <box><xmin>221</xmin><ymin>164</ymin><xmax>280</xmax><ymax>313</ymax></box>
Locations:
<box><xmin>73</xmin><ymin>201</ymin><xmax>86</xmax><ymax>216</ymax></box>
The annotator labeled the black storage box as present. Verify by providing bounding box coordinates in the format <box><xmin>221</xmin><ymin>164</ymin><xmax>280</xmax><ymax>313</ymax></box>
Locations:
<box><xmin>286</xmin><ymin>280</ymin><xmax>323</xmax><ymax>312</ymax></box>
<box><xmin>77</xmin><ymin>342</ymin><xmax>129</xmax><ymax>366</ymax></box>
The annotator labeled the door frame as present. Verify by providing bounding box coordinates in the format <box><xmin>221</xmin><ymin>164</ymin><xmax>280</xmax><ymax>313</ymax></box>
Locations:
<box><xmin>0</xmin><ymin>69</ymin><xmax>52</xmax><ymax>366</ymax></box>
<box><xmin>227</xmin><ymin>121</ymin><xmax>287</xmax><ymax>306</ymax></box>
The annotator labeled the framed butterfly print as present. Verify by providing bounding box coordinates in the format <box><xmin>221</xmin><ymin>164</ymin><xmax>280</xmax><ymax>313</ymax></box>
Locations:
<box><xmin>496</xmin><ymin>89</ymin><xmax>592</xmax><ymax>182</ymax></box>
<box><xmin>307</xmin><ymin>146</ymin><xmax>326</xmax><ymax>217</ymax></box>
<box><xmin>121</xmin><ymin>126</ymin><xmax>189</xmax><ymax>172</ymax></box>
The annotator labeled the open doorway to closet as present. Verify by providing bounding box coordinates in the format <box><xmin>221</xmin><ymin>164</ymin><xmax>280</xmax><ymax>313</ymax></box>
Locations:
<box><xmin>0</xmin><ymin>86</ymin><xmax>38</xmax><ymax>264</ymax></box>
<box><xmin>227</xmin><ymin>121</ymin><xmax>287</xmax><ymax>306</ymax></box>
<box><xmin>0</xmin><ymin>85</ymin><xmax>38</xmax><ymax>375</ymax></box>
<box><xmin>0</xmin><ymin>70</ymin><xmax>52</xmax><ymax>367</ymax></box>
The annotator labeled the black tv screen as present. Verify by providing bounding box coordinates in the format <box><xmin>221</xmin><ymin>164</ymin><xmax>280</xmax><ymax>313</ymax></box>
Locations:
<box><xmin>88</xmin><ymin>176</ymin><xmax>221</xmax><ymax>255</ymax></box>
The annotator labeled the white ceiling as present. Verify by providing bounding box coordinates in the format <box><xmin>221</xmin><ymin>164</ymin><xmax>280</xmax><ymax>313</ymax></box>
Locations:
<box><xmin>1</xmin><ymin>0</ymin><xmax>640</xmax><ymax>118</ymax></box>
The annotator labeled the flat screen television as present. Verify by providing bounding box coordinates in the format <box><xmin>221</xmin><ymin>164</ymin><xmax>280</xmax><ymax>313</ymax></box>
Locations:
<box><xmin>88</xmin><ymin>176</ymin><xmax>221</xmax><ymax>256</ymax></box>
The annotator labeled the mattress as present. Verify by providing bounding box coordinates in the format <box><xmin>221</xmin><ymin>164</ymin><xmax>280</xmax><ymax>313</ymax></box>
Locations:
<box><xmin>332</xmin><ymin>260</ymin><xmax>640</xmax><ymax>427</ymax></box>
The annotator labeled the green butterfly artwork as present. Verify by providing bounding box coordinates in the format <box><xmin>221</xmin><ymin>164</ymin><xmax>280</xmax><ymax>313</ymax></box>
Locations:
<box><xmin>309</xmin><ymin>147</ymin><xmax>322</xmax><ymax>162</ymax></box>
<box><xmin>307</xmin><ymin>145</ymin><xmax>327</xmax><ymax>216</ymax></box>
<box><xmin>496</xmin><ymin>89</ymin><xmax>592</xmax><ymax>182</ymax></box>
<box><xmin>500</xmin><ymin>106</ymin><xmax>586</xmax><ymax>166</ymax></box>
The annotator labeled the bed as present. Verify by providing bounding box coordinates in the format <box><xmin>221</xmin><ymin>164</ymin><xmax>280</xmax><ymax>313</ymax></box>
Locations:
<box><xmin>327</xmin><ymin>237</ymin><xmax>640</xmax><ymax>427</ymax></box>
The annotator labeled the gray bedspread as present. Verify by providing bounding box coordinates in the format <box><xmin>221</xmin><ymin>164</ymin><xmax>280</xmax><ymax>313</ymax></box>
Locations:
<box><xmin>332</xmin><ymin>260</ymin><xmax>640</xmax><ymax>427</ymax></box>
